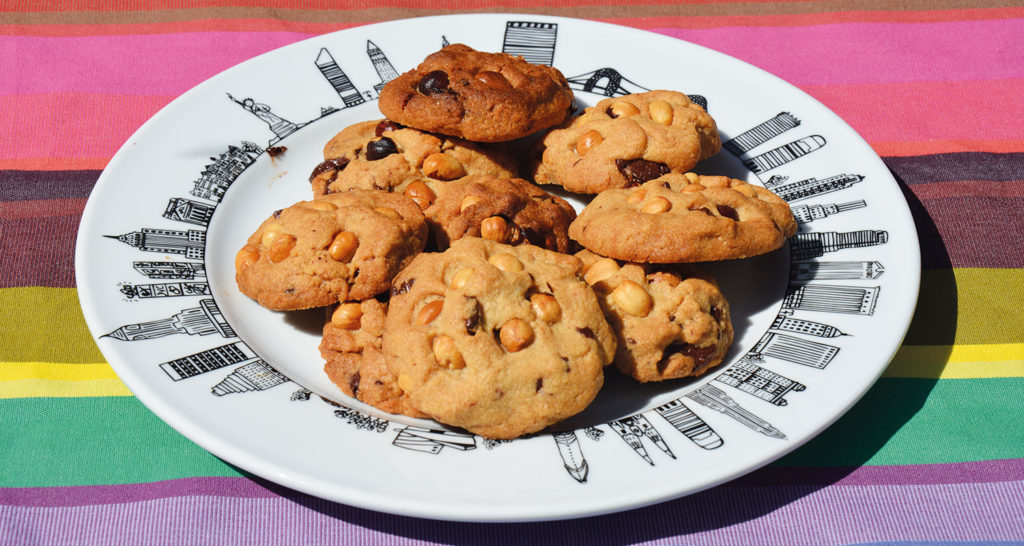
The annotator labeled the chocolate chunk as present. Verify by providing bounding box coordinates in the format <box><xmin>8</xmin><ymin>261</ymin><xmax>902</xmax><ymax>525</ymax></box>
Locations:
<box><xmin>465</xmin><ymin>297</ymin><xmax>482</xmax><ymax>335</ymax></box>
<box><xmin>417</xmin><ymin>70</ymin><xmax>450</xmax><ymax>95</ymax></box>
<box><xmin>375</xmin><ymin>120</ymin><xmax>403</xmax><ymax>136</ymax></box>
<box><xmin>391</xmin><ymin>278</ymin><xmax>415</xmax><ymax>297</ymax></box>
<box><xmin>366</xmin><ymin>137</ymin><xmax>398</xmax><ymax>161</ymax></box>
<box><xmin>717</xmin><ymin>205</ymin><xmax>739</xmax><ymax>221</ymax></box>
<box><xmin>267</xmin><ymin>146</ymin><xmax>287</xmax><ymax>157</ymax></box>
<box><xmin>659</xmin><ymin>342</ymin><xmax>717</xmax><ymax>374</ymax></box>
<box><xmin>308</xmin><ymin>157</ymin><xmax>349</xmax><ymax>183</ymax></box>
<box><xmin>349</xmin><ymin>371</ymin><xmax>361</xmax><ymax>395</ymax></box>
<box><xmin>576</xmin><ymin>326</ymin><xmax>596</xmax><ymax>340</ymax></box>
<box><xmin>615</xmin><ymin>158</ymin><xmax>670</xmax><ymax>186</ymax></box>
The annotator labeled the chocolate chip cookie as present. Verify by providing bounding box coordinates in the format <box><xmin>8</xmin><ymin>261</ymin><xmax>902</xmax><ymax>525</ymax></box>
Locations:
<box><xmin>320</xmin><ymin>298</ymin><xmax>427</xmax><ymax>418</ymax></box>
<box><xmin>383</xmin><ymin>237</ymin><xmax>616</xmax><ymax>439</ymax></box>
<box><xmin>235</xmin><ymin>190</ymin><xmax>428</xmax><ymax>310</ymax></box>
<box><xmin>423</xmin><ymin>174</ymin><xmax>577</xmax><ymax>253</ymax></box>
<box><xmin>530</xmin><ymin>90</ymin><xmax>721</xmax><ymax>194</ymax></box>
<box><xmin>377</xmin><ymin>44</ymin><xmax>574</xmax><ymax>142</ymax></box>
<box><xmin>577</xmin><ymin>250</ymin><xmax>733</xmax><ymax>382</ymax></box>
<box><xmin>569</xmin><ymin>173</ymin><xmax>797</xmax><ymax>263</ymax></box>
<box><xmin>310</xmin><ymin>119</ymin><xmax>518</xmax><ymax>198</ymax></box>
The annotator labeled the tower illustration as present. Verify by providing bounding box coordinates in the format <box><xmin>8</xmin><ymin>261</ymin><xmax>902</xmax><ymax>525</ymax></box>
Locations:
<box><xmin>105</xmin><ymin>228</ymin><xmax>205</xmax><ymax>260</ymax></box>
<box><xmin>744</xmin><ymin>135</ymin><xmax>826</xmax><ymax>174</ymax></box>
<box><xmin>212</xmin><ymin>360</ymin><xmax>288</xmax><ymax>396</ymax></box>
<box><xmin>227</xmin><ymin>94</ymin><xmax>300</xmax><ymax>142</ymax></box>
<box><xmin>608</xmin><ymin>414</ymin><xmax>674</xmax><ymax>465</ymax></box>
<box><xmin>553</xmin><ymin>431</ymin><xmax>589</xmax><ymax>482</ymax></box>
<box><xmin>791</xmin><ymin>260</ymin><xmax>885</xmax><ymax>281</ymax></box>
<box><xmin>163</xmin><ymin>198</ymin><xmax>216</xmax><ymax>226</ymax></box>
<box><xmin>791</xmin><ymin>200</ymin><xmax>867</xmax><ymax>223</ymax></box>
<box><xmin>766</xmin><ymin>173</ymin><xmax>865</xmax><ymax>203</ymax></box>
<box><xmin>103</xmin><ymin>298</ymin><xmax>233</xmax><ymax>341</ymax></box>
<box><xmin>366</xmin><ymin>40</ymin><xmax>399</xmax><ymax>93</ymax></box>
<box><xmin>502</xmin><ymin>21</ymin><xmax>558</xmax><ymax>65</ymax></box>
<box><xmin>790</xmin><ymin>230</ymin><xmax>889</xmax><ymax>261</ymax></box>
<box><xmin>686</xmin><ymin>384</ymin><xmax>785</xmax><ymax>439</ymax></box>
<box><xmin>654</xmin><ymin>399</ymin><xmax>723</xmax><ymax>450</ymax></box>
<box><xmin>315</xmin><ymin>48</ymin><xmax>366</xmax><ymax>107</ymax></box>
<box><xmin>133</xmin><ymin>261</ymin><xmax>206</xmax><ymax>280</ymax></box>
<box><xmin>724</xmin><ymin>112</ymin><xmax>801</xmax><ymax>155</ymax></box>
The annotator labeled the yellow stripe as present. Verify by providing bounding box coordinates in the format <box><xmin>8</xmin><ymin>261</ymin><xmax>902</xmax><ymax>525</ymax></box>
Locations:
<box><xmin>0</xmin><ymin>362</ymin><xmax>132</xmax><ymax>398</ymax></box>
<box><xmin>885</xmin><ymin>343</ymin><xmax>1024</xmax><ymax>379</ymax></box>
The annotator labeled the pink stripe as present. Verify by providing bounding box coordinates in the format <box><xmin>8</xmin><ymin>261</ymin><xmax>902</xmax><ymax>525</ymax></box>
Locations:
<box><xmin>0</xmin><ymin>32</ymin><xmax>311</xmax><ymax>96</ymax></box>
<box><xmin>2</xmin><ymin>479</ymin><xmax>1023</xmax><ymax>543</ymax></box>
<box><xmin>654</xmin><ymin>18</ymin><xmax>1024</xmax><ymax>85</ymax></box>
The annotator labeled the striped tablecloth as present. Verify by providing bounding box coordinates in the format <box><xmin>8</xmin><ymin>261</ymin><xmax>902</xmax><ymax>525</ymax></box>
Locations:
<box><xmin>3</xmin><ymin>2</ymin><xmax>1023</xmax><ymax>544</ymax></box>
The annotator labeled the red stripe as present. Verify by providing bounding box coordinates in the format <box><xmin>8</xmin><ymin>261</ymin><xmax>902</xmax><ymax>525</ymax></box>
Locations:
<box><xmin>0</xmin><ymin>198</ymin><xmax>88</xmax><ymax>220</ymax></box>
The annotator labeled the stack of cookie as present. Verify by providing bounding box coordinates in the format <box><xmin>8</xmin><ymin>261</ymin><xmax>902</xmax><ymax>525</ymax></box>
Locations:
<box><xmin>234</xmin><ymin>44</ymin><xmax>797</xmax><ymax>439</ymax></box>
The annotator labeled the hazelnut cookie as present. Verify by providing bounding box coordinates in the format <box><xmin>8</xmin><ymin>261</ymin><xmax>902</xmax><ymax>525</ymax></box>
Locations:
<box><xmin>383</xmin><ymin>237</ymin><xmax>616</xmax><ymax>439</ymax></box>
<box><xmin>577</xmin><ymin>250</ymin><xmax>734</xmax><ymax>382</ymax></box>
<box><xmin>530</xmin><ymin>90</ymin><xmax>721</xmax><ymax>194</ymax></box>
<box><xmin>568</xmin><ymin>173</ymin><xmax>797</xmax><ymax>263</ymax></box>
<box><xmin>235</xmin><ymin>190</ymin><xmax>428</xmax><ymax>310</ymax></box>
<box><xmin>377</xmin><ymin>44</ymin><xmax>574</xmax><ymax>142</ymax></box>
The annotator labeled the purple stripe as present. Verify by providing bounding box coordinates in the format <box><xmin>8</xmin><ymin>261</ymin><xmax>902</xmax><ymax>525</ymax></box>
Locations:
<box><xmin>735</xmin><ymin>459</ymin><xmax>1024</xmax><ymax>487</ymax></box>
<box><xmin>2</xmin><ymin>479</ymin><xmax>1023</xmax><ymax>544</ymax></box>
<box><xmin>1</xmin><ymin>214</ymin><xmax>81</xmax><ymax>288</ymax></box>
<box><xmin>0</xmin><ymin>477</ymin><xmax>278</xmax><ymax>508</ymax></box>
<box><xmin>884</xmin><ymin>153</ymin><xmax>1024</xmax><ymax>185</ymax></box>
<box><xmin>0</xmin><ymin>170</ymin><xmax>99</xmax><ymax>201</ymax></box>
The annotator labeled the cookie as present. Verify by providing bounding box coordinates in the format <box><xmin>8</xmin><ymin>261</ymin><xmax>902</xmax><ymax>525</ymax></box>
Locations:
<box><xmin>235</xmin><ymin>190</ymin><xmax>428</xmax><ymax>310</ymax></box>
<box><xmin>577</xmin><ymin>250</ymin><xmax>733</xmax><ymax>382</ymax></box>
<box><xmin>383</xmin><ymin>237</ymin><xmax>616</xmax><ymax>439</ymax></box>
<box><xmin>530</xmin><ymin>90</ymin><xmax>721</xmax><ymax>194</ymax></box>
<box><xmin>568</xmin><ymin>173</ymin><xmax>797</xmax><ymax>263</ymax></box>
<box><xmin>377</xmin><ymin>44</ymin><xmax>574</xmax><ymax>142</ymax></box>
<box><xmin>423</xmin><ymin>174</ymin><xmax>577</xmax><ymax>253</ymax></box>
<box><xmin>310</xmin><ymin>119</ymin><xmax>518</xmax><ymax>198</ymax></box>
<box><xmin>320</xmin><ymin>298</ymin><xmax>427</xmax><ymax>418</ymax></box>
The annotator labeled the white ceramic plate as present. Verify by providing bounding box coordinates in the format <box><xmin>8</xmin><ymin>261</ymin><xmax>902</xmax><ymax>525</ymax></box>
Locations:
<box><xmin>75</xmin><ymin>14</ymin><xmax>920</xmax><ymax>522</ymax></box>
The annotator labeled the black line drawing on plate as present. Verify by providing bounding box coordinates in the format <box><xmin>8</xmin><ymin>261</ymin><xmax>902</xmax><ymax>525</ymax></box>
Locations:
<box><xmin>784</xmin><ymin>283</ymin><xmax>880</xmax><ymax>315</ymax></box>
<box><xmin>790</xmin><ymin>229</ymin><xmax>889</xmax><ymax>261</ymax></box>
<box><xmin>565</xmin><ymin>67</ymin><xmax>649</xmax><ymax>97</ymax></box>
<box><xmin>133</xmin><ymin>261</ymin><xmax>206</xmax><ymax>280</ymax></box>
<box><xmin>119</xmin><ymin>281</ymin><xmax>209</xmax><ymax>299</ymax></box>
<box><xmin>715</xmin><ymin>356</ymin><xmax>806</xmax><ymax>406</ymax></box>
<box><xmin>314</xmin><ymin>48</ymin><xmax>367</xmax><ymax>107</ymax></box>
<box><xmin>791</xmin><ymin>260</ymin><xmax>885</xmax><ymax>281</ymax></box>
<box><xmin>583</xmin><ymin>426</ymin><xmax>605</xmax><ymax>441</ymax></box>
<box><xmin>158</xmin><ymin>341</ymin><xmax>258</xmax><ymax>381</ymax></box>
<box><xmin>163</xmin><ymin>197</ymin><xmax>216</xmax><ymax>227</ymax></box>
<box><xmin>608</xmin><ymin>414</ymin><xmax>675</xmax><ymax>465</ymax></box>
<box><xmin>367</xmin><ymin>40</ymin><xmax>400</xmax><ymax>94</ymax></box>
<box><xmin>333</xmin><ymin>406</ymin><xmax>390</xmax><ymax>432</ymax></box>
<box><xmin>553</xmin><ymin>430</ymin><xmax>589</xmax><ymax>482</ymax></box>
<box><xmin>392</xmin><ymin>426</ymin><xmax>477</xmax><ymax>454</ymax></box>
<box><xmin>103</xmin><ymin>298</ymin><xmax>233</xmax><ymax>341</ymax></box>
<box><xmin>743</xmin><ymin>135</ymin><xmax>826</xmax><ymax>174</ymax></box>
<box><xmin>212</xmin><ymin>359</ymin><xmax>289</xmax><ymax>396</ymax></box>
<box><xmin>227</xmin><ymin>93</ymin><xmax>302</xmax><ymax>145</ymax></box>
<box><xmin>441</xmin><ymin>35</ymin><xmax>449</xmax><ymax>47</ymax></box>
<box><xmin>723</xmin><ymin>112</ymin><xmax>801</xmax><ymax>155</ymax></box>
<box><xmin>686</xmin><ymin>384</ymin><xmax>786</xmax><ymax>439</ymax></box>
<box><xmin>653</xmin><ymin>399</ymin><xmax>723</xmax><ymax>450</ymax></box>
<box><xmin>751</xmin><ymin>331</ymin><xmax>840</xmax><ymax>369</ymax></box>
<box><xmin>502</xmin><ymin>21</ymin><xmax>558</xmax><ymax>65</ymax></box>
<box><xmin>105</xmin><ymin>228</ymin><xmax>205</xmax><ymax>259</ymax></box>
<box><xmin>771</xmin><ymin>310</ymin><xmax>846</xmax><ymax>338</ymax></box>
<box><xmin>190</xmin><ymin>142</ymin><xmax>263</xmax><ymax>203</ymax></box>
<box><xmin>765</xmin><ymin>173</ymin><xmax>865</xmax><ymax>203</ymax></box>
<box><xmin>290</xmin><ymin>388</ymin><xmax>313</xmax><ymax>401</ymax></box>
<box><xmin>791</xmin><ymin>200</ymin><xmax>867</xmax><ymax>224</ymax></box>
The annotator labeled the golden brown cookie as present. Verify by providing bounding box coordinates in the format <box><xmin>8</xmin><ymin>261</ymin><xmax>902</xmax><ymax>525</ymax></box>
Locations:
<box><xmin>320</xmin><ymin>298</ymin><xmax>427</xmax><ymax>418</ymax></box>
<box><xmin>423</xmin><ymin>174</ymin><xmax>577</xmax><ymax>253</ymax></box>
<box><xmin>530</xmin><ymin>90</ymin><xmax>721</xmax><ymax>194</ymax></box>
<box><xmin>577</xmin><ymin>250</ymin><xmax>734</xmax><ymax>382</ymax></box>
<box><xmin>383</xmin><ymin>237</ymin><xmax>616</xmax><ymax>439</ymax></box>
<box><xmin>377</xmin><ymin>44</ymin><xmax>574</xmax><ymax>142</ymax></box>
<box><xmin>569</xmin><ymin>173</ymin><xmax>797</xmax><ymax>263</ymax></box>
<box><xmin>235</xmin><ymin>190</ymin><xmax>428</xmax><ymax>310</ymax></box>
<box><xmin>309</xmin><ymin>119</ymin><xmax>518</xmax><ymax>198</ymax></box>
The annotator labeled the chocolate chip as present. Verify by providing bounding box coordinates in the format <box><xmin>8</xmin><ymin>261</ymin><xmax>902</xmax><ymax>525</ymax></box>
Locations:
<box><xmin>375</xmin><ymin>120</ymin><xmax>403</xmax><ymax>136</ymax></box>
<box><xmin>349</xmin><ymin>371</ymin><xmax>361</xmax><ymax>395</ymax></box>
<box><xmin>417</xmin><ymin>70</ymin><xmax>450</xmax><ymax>95</ymax></box>
<box><xmin>391</xmin><ymin>278</ymin><xmax>414</xmax><ymax>297</ymax></box>
<box><xmin>660</xmin><ymin>342</ymin><xmax>717</xmax><ymax>374</ymax></box>
<box><xmin>717</xmin><ymin>205</ymin><xmax>739</xmax><ymax>221</ymax></box>
<box><xmin>711</xmin><ymin>306</ymin><xmax>723</xmax><ymax>322</ymax></box>
<box><xmin>272</xmin><ymin>209</ymin><xmax>282</xmax><ymax>219</ymax></box>
<box><xmin>615</xmin><ymin>158</ymin><xmax>670</xmax><ymax>186</ymax></box>
<box><xmin>365</xmin><ymin>137</ymin><xmax>398</xmax><ymax>161</ymax></box>
<box><xmin>309</xmin><ymin>157</ymin><xmax>349</xmax><ymax>183</ymax></box>
<box><xmin>535</xmin><ymin>378</ymin><xmax>544</xmax><ymax>393</ymax></box>
<box><xmin>576</xmin><ymin>327</ymin><xmax>596</xmax><ymax>340</ymax></box>
<box><xmin>267</xmin><ymin>146</ymin><xmax>287</xmax><ymax>157</ymax></box>
<box><xmin>465</xmin><ymin>297</ymin><xmax>482</xmax><ymax>335</ymax></box>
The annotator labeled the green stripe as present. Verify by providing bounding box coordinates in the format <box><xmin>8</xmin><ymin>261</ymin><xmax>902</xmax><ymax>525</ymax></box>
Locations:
<box><xmin>0</xmin><ymin>396</ymin><xmax>240</xmax><ymax>487</ymax></box>
<box><xmin>0</xmin><ymin>287</ymin><xmax>105</xmax><ymax>364</ymax></box>
<box><xmin>904</xmin><ymin>268</ymin><xmax>1024</xmax><ymax>346</ymax></box>
<box><xmin>777</xmin><ymin>377</ymin><xmax>1024</xmax><ymax>467</ymax></box>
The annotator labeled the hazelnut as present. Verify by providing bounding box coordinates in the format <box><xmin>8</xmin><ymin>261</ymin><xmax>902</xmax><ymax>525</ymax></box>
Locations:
<box><xmin>459</xmin><ymin>195</ymin><xmax>482</xmax><ymax>213</ymax></box>
<box><xmin>488</xmin><ymin>253</ymin><xmax>523</xmax><ymax>273</ymax></box>
<box><xmin>234</xmin><ymin>245</ymin><xmax>260</xmax><ymax>270</ymax></box>
<box><xmin>266</xmin><ymin>233</ymin><xmax>296</xmax><ymax>263</ymax></box>
<box><xmin>480</xmin><ymin>216</ymin><xmax>512</xmax><ymax>244</ymax></box>
<box><xmin>684</xmin><ymin>172</ymin><xmax>700</xmax><ymax>184</ymax></box>
<box><xmin>641</xmin><ymin>196</ymin><xmax>672</xmax><ymax>214</ymax></box>
<box><xmin>304</xmin><ymin>200</ymin><xmax>338</xmax><ymax>211</ymax></box>
<box><xmin>575</xmin><ymin>130</ymin><xmax>603</xmax><ymax>156</ymax></box>
<box><xmin>432</xmin><ymin>335</ymin><xmax>465</xmax><ymax>369</ymax></box>
<box><xmin>374</xmin><ymin>206</ymin><xmax>402</xmax><ymax>219</ymax></box>
<box><xmin>449</xmin><ymin>267</ymin><xmax>475</xmax><ymax>290</ymax></box>
<box><xmin>260</xmin><ymin>222</ymin><xmax>285</xmax><ymax>248</ymax></box>
<box><xmin>608</xmin><ymin>101</ymin><xmax>641</xmax><ymax>118</ymax></box>
<box><xmin>331</xmin><ymin>302</ymin><xmax>363</xmax><ymax>329</ymax></box>
<box><xmin>530</xmin><ymin>293</ymin><xmax>561</xmax><ymax>323</ymax></box>
<box><xmin>328</xmin><ymin>231</ymin><xmax>358</xmax><ymax>262</ymax></box>
<box><xmin>403</xmin><ymin>181</ymin><xmax>436</xmax><ymax>210</ymax></box>
<box><xmin>499</xmin><ymin>319</ymin><xmax>534</xmax><ymax>352</ymax></box>
<box><xmin>475</xmin><ymin>70</ymin><xmax>512</xmax><ymax>89</ymax></box>
<box><xmin>416</xmin><ymin>299</ymin><xmax>444</xmax><ymax>325</ymax></box>
<box><xmin>648</xmin><ymin>99</ymin><xmax>674</xmax><ymax>125</ymax></box>
<box><xmin>584</xmin><ymin>257</ymin><xmax>620</xmax><ymax>285</ymax></box>
<box><xmin>626</xmin><ymin>189</ymin><xmax>647</xmax><ymax>204</ymax></box>
<box><xmin>422</xmin><ymin>152</ymin><xmax>465</xmax><ymax>180</ymax></box>
<box><xmin>611</xmin><ymin>279</ymin><xmax>653</xmax><ymax>317</ymax></box>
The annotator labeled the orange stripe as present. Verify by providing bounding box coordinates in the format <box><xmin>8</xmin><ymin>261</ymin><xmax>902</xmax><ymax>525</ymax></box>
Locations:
<box><xmin>0</xmin><ymin>198</ymin><xmax>89</xmax><ymax>220</ymax></box>
<box><xmin>871</xmin><ymin>139</ymin><xmax>1024</xmax><ymax>157</ymax></box>
<box><xmin>0</xmin><ymin>158</ymin><xmax>110</xmax><ymax>170</ymax></box>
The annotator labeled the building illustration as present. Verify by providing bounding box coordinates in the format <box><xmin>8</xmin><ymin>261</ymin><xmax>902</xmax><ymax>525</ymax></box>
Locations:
<box><xmin>103</xmin><ymin>298</ymin><xmax>233</xmax><ymax>341</ymax></box>
<box><xmin>790</xmin><ymin>230</ymin><xmax>889</xmax><ymax>261</ymax></box>
<box><xmin>119</xmin><ymin>281</ymin><xmax>209</xmax><ymax>299</ymax></box>
<box><xmin>105</xmin><ymin>228</ymin><xmax>206</xmax><ymax>260</ymax></box>
<box><xmin>791</xmin><ymin>261</ymin><xmax>885</xmax><ymax>281</ymax></box>
<box><xmin>743</xmin><ymin>135</ymin><xmax>826</xmax><ymax>174</ymax></box>
<box><xmin>158</xmin><ymin>341</ymin><xmax>258</xmax><ymax>381</ymax></box>
<box><xmin>133</xmin><ymin>261</ymin><xmax>206</xmax><ymax>280</ymax></box>
<box><xmin>751</xmin><ymin>331</ymin><xmax>840</xmax><ymax>369</ymax></box>
<box><xmin>608</xmin><ymin>415</ymin><xmax>675</xmax><ymax>466</ymax></box>
<box><xmin>770</xmin><ymin>310</ymin><xmax>846</xmax><ymax>338</ymax></box>
<box><xmin>715</xmin><ymin>357</ymin><xmax>807</xmax><ymax>406</ymax></box>
<box><xmin>766</xmin><ymin>173</ymin><xmax>865</xmax><ymax>203</ymax></box>
<box><xmin>502</xmin><ymin>21</ymin><xmax>557</xmax><ymax>65</ymax></box>
<box><xmin>163</xmin><ymin>197</ymin><xmax>216</xmax><ymax>226</ymax></box>
<box><xmin>791</xmin><ymin>200</ymin><xmax>867</xmax><ymax>224</ymax></box>
<box><xmin>566</xmin><ymin>67</ymin><xmax>649</xmax><ymax>97</ymax></box>
<box><xmin>314</xmin><ymin>47</ymin><xmax>367</xmax><ymax>107</ymax></box>
<box><xmin>366</xmin><ymin>40</ymin><xmax>399</xmax><ymax>94</ymax></box>
<box><xmin>553</xmin><ymin>430</ymin><xmax>589</xmax><ymax>482</ymax></box>
<box><xmin>653</xmin><ymin>399</ymin><xmax>723</xmax><ymax>450</ymax></box>
<box><xmin>212</xmin><ymin>360</ymin><xmax>289</xmax><ymax>396</ymax></box>
<box><xmin>392</xmin><ymin>426</ymin><xmax>477</xmax><ymax>454</ymax></box>
<box><xmin>723</xmin><ymin>112</ymin><xmax>801</xmax><ymax>155</ymax></box>
<box><xmin>190</xmin><ymin>142</ymin><xmax>263</xmax><ymax>203</ymax></box>
<box><xmin>783</xmin><ymin>283</ymin><xmax>880</xmax><ymax>315</ymax></box>
<box><xmin>686</xmin><ymin>384</ymin><xmax>786</xmax><ymax>439</ymax></box>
